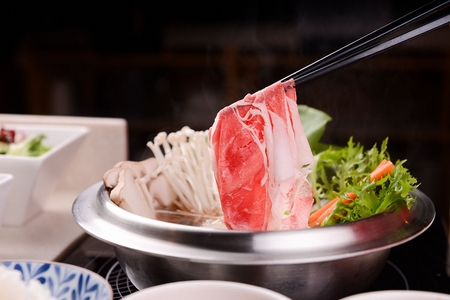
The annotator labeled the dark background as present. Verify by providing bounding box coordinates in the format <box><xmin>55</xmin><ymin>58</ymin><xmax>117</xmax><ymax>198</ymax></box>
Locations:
<box><xmin>0</xmin><ymin>1</ymin><xmax>449</xmax><ymax>228</ymax></box>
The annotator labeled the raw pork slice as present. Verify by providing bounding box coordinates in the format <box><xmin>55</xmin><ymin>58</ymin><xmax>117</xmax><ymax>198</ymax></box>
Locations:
<box><xmin>209</xmin><ymin>79</ymin><xmax>314</xmax><ymax>231</ymax></box>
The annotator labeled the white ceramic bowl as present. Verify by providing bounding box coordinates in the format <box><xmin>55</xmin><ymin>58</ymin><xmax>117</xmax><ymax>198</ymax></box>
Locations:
<box><xmin>0</xmin><ymin>173</ymin><xmax>13</xmax><ymax>226</ymax></box>
<box><xmin>340</xmin><ymin>290</ymin><xmax>450</xmax><ymax>300</ymax></box>
<box><xmin>0</xmin><ymin>260</ymin><xmax>113</xmax><ymax>299</ymax></box>
<box><xmin>0</xmin><ymin>124</ymin><xmax>89</xmax><ymax>225</ymax></box>
<box><xmin>123</xmin><ymin>280</ymin><xmax>291</xmax><ymax>300</ymax></box>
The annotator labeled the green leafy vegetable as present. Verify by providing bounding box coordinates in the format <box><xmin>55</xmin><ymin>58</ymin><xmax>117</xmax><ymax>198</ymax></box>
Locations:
<box><xmin>297</xmin><ymin>104</ymin><xmax>419</xmax><ymax>226</ymax></box>
<box><xmin>312</xmin><ymin>137</ymin><xmax>419</xmax><ymax>226</ymax></box>
<box><xmin>298</xmin><ymin>104</ymin><xmax>332</xmax><ymax>154</ymax></box>
<box><xmin>6</xmin><ymin>134</ymin><xmax>52</xmax><ymax>157</ymax></box>
<box><xmin>0</xmin><ymin>142</ymin><xmax>9</xmax><ymax>154</ymax></box>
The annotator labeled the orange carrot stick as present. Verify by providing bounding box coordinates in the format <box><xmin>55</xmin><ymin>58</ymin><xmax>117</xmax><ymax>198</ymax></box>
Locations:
<box><xmin>370</xmin><ymin>159</ymin><xmax>395</xmax><ymax>182</ymax></box>
<box><xmin>308</xmin><ymin>196</ymin><xmax>341</xmax><ymax>227</ymax></box>
<box><xmin>312</xmin><ymin>192</ymin><xmax>357</xmax><ymax>226</ymax></box>
<box><xmin>308</xmin><ymin>196</ymin><xmax>339</xmax><ymax>226</ymax></box>
<box><xmin>341</xmin><ymin>192</ymin><xmax>357</xmax><ymax>204</ymax></box>
<box><xmin>310</xmin><ymin>203</ymin><xmax>338</xmax><ymax>227</ymax></box>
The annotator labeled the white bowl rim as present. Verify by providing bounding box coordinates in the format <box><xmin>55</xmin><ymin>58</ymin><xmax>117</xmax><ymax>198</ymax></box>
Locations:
<box><xmin>0</xmin><ymin>259</ymin><xmax>113</xmax><ymax>298</ymax></box>
<box><xmin>124</xmin><ymin>280</ymin><xmax>291</xmax><ymax>300</ymax></box>
<box><xmin>340</xmin><ymin>289</ymin><xmax>450</xmax><ymax>299</ymax></box>
<box><xmin>0</xmin><ymin>173</ymin><xmax>14</xmax><ymax>183</ymax></box>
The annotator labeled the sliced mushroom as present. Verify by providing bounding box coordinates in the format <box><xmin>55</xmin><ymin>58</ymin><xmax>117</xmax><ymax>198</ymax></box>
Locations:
<box><xmin>110</xmin><ymin>167</ymin><xmax>156</xmax><ymax>219</ymax></box>
<box><xmin>148</xmin><ymin>173</ymin><xmax>177</xmax><ymax>208</ymax></box>
<box><xmin>103</xmin><ymin>167</ymin><xmax>122</xmax><ymax>189</ymax></box>
<box><xmin>103</xmin><ymin>158</ymin><xmax>159</xmax><ymax>190</ymax></box>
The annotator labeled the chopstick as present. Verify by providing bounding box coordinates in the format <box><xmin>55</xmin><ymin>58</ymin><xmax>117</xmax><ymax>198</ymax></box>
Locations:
<box><xmin>281</xmin><ymin>0</ymin><xmax>450</xmax><ymax>86</ymax></box>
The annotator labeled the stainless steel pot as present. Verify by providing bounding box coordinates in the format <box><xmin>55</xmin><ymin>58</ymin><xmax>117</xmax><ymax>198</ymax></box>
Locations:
<box><xmin>72</xmin><ymin>182</ymin><xmax>435</xmax><ymax>300</ymax></box>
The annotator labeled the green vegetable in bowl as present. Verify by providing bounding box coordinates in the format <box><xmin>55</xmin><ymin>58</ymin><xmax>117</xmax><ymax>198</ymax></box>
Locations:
<box><xmin>298</xmin><ymin>104</ymin><xmax>332</xmax><ymax>155</ymax></box>
<box><xmin>4</xmin><ymin>134</ymin><xmax>52</xmax><ymax>157</ymax></box>
<box><xmin>0</xmin><ymin>142</ymin><xmax>9</xmax><ymax>154</ymax></box>
<box><xmin>310</xmin><ymin>138</ymin><xmax>419</xmax><ymax>227</ymax></box>
<box><xmin>298</xmin><ymin>104</ymin><xmax>419</xmax><ymax>227</ymax></box>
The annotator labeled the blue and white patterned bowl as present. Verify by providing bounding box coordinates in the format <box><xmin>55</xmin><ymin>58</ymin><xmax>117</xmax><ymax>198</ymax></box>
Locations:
<box><xmin>0</xmin><ymin>260</ymin><xmax>113</xmax><ymax>300</ymax></box>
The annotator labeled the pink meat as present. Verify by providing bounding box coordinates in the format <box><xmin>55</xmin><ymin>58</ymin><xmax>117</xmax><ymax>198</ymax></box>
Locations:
<box><xmin>209</xmin><ymin>79</ymin><xmax>314</xmax><ymax>231</ymax></box>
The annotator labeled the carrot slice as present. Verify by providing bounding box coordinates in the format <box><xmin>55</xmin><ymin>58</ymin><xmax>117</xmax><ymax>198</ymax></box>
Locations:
<box><xmin>312</xmin><ymin>192</ymin><xmax>357</xmax><ymax>226</ymax></box>
<box><xmin>308</xmin><ymin>196</ymin><xmax>339</xmax><ymax>227</ymax></box>
<box><xmin>370</xmin><ymin>159</ymin><xmax>395</xmax><ymax>182</ymax></box>
<box><xmin>342</xmin><ymin>192</ymin><xmax>357</xmax><ymax>204</ymax></box>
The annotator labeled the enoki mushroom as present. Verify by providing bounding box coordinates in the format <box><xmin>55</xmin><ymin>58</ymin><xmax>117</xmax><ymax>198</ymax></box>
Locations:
<box><xmin>103</xmin><ymin>126</ymin><xmax>222</xmax><ymax>219</ymax></box>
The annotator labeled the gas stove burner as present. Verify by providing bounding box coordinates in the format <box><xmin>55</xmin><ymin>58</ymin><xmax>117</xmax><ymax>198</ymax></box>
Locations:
<box><xmin>101</xmin><ymin>258</ymin><xmax>408</xmax><ymax>299</ymax></box>
<box><xmin>386</xmin><ymin>260</ymin><xmax>409</xmax><ymax>290</ymax></box>
<box><xmin>369</xmin><ymin>260</ymin><xmax>409</xmax><ymax>291</ymax></box>
<box><xmin>105</xmin><ymin>261</ymin><xmax>138</xmax><ymax>299</ymax></box>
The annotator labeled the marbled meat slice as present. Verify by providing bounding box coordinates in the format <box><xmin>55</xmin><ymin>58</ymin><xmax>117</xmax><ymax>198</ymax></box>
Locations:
<box><xmin>209</xmin><ymin>79</ymin><xmax>314</xmax><ymax>231</ymax></box>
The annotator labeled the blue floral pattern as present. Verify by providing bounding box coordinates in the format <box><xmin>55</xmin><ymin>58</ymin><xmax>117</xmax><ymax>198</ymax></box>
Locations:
<box><xmin>0</xmin><ymin>261</ymin><xmax>112</xmax><ymax>300</ymax></box>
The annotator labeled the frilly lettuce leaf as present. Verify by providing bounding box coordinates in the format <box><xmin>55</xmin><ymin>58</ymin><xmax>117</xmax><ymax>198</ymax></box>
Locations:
<box><xmin>298</xmin><ymin>105</ymin><xmax>420</xmax><ymax>226</ymax></box>
<box><xmin>6</xmin><ymin>134</ymin><xmax>51</xmax><ymax>157</ymax></box>
<box><xmin>314</xmin><ymin>137</ymin><xmax>419</xmax><ymax>226</ymax></box>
